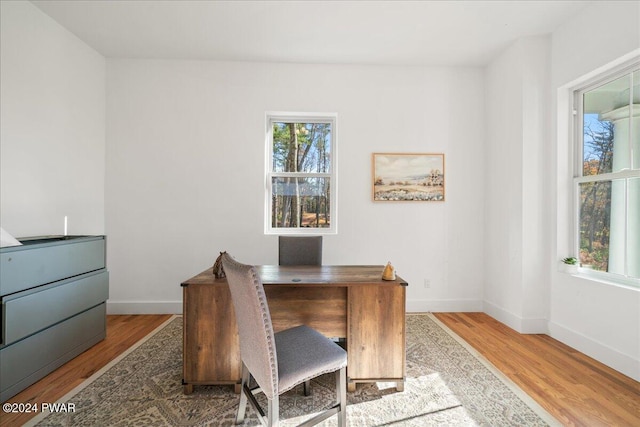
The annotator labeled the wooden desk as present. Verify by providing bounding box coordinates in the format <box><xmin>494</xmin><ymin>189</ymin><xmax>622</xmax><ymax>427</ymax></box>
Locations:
<box><xmin>181</xmin><ymin>265</ymin><xmax>407</xmax><ymax>393</ymax></box>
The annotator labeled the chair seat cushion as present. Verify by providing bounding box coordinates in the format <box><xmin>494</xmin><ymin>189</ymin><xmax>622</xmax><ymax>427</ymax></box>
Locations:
<box><xmin>275</xmin><ymin>325</ymin><xmax>347</xmax><ymax>394</ymax></box>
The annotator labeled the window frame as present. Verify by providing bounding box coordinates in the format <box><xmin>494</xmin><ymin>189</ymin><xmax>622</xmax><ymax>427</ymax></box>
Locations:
<box><xmin>571</xmin><ymin>63</ymin><xmax>640</xmax><ymax>287</ymax></box>
<box><xmin>264</xmin><ymin>112</ymin><xmax>338</xmax><ymax>235</ymax></box>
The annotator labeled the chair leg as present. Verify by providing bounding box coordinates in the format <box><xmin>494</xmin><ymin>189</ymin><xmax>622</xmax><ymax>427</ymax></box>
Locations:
<box><xmin>267</xmin><ymin>395</ymin><xmax>279</xmax><ymax>427</ymax></box>
<box><xmin>303</xmin><ymin>380</ymin><xmax>311</xmax><ymax>396</ymax></box>
<box><xmin>236</xmin><ymin>363</ymin><xmax>250</xmax><ymax>424</ymax></box>
<box><xmin>336</xmin><ymin>367</ymin><xmax>346</xmax><ymax>427</ymax></box>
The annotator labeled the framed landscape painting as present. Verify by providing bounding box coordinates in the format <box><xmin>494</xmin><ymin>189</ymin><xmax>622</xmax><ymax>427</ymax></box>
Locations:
<box><xmin>372</xmin><ymin>153</ymin><xmax>445</xmax><ymax>201</ymax></box>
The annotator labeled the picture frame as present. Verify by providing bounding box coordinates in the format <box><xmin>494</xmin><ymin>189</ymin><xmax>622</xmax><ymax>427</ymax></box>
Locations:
<box><xmin>372</xmin><ymin>153</ymin><xmax>445</xmax><ymax>201</ymax></box>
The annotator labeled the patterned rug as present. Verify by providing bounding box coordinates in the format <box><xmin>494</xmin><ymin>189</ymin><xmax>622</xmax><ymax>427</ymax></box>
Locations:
<box><xmin>27</xmin><ymin>314</ymin><xmax>560</xmax><ymax>426</ymax></box>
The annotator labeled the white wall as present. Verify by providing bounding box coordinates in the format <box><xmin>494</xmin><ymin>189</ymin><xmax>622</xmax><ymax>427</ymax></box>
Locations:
<box><xmin>2</xmin><ymin>0</ymin><xmax>637</xmax><ymax>383</ymax></box>
<box><xmin>105</xmin><ymin>60</ymin><xmax>485</xmax><ymax>313</ymax></box>
<box><xmin>551</xmin><ymin>1</ymin><xmax>640</xmax><ymax>381</ymax></box>
<box><xmin>0</xmin><ymin>1</ymin><xmax>106</xmax><ymax>237</ymax></box>
<box><xmin>484</xmin><ymin>36</ymin><xmax>551</xmax><ymax>333</ymax></box>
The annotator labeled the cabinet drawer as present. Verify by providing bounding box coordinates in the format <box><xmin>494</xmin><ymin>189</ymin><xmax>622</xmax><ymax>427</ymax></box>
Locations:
<box><xmin>2</xmin><ymin>270</ymin><xmax>109</xmax><ymax>346</ymax></box>
<box><xmin>0</xmin><ymin>236</ymin><xmax>105</xmax><ymax>296</ymax></box>
<box><xmin>0</xmin><ymin>304</ymin><xmax>106</xmax><ymax>402</ymax></box>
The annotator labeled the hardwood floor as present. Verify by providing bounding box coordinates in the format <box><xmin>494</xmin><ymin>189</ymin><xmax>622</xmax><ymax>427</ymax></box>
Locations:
<box><xmin>2</xmin><ymin>313</ymin><xmax>638</xmax><ymax>426</ymax></box>
<box><xmin>433</xmin><ymin>313</ymin><xmax>640</xmax><ymax>427</ymax></box>
<box><xmin>1</xmin><ymin>315</ymin><xmax>172</xmax><ymax>427</ymax></box>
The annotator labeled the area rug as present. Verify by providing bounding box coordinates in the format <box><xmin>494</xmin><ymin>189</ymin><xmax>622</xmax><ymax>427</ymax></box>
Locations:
<box><xmin>27</xmin><ymin>314</ymin><xmax>560</xmax><ymax>426</ymax></box>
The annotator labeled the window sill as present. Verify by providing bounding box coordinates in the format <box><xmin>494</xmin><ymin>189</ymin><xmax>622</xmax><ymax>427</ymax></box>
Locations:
<box><xmin>563</xmin><ymin>268</ymin><xmax>640</xmax><ymax>291</ymax></box>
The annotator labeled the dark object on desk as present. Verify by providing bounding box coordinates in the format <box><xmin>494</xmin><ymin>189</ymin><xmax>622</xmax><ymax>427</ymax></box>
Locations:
<box><xmin>278</xmin><ymin>236</ymin><xmax>322</xmax><ymax>265</ymax></box>
<box><xmin>221</xmin><ymin>253</ymin><xmax>347</xmax><ymax>427</ymax></box>
<box><xmin>212</xmin><ymin>251</ymin><xmax>227</xmax><ymax>278</ymax></box>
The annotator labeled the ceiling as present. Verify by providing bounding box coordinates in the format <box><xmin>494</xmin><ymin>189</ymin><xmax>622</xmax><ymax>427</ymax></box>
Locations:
<box><xmin>31</xmin><ymin>0</ymin><xmax>590</xmax><ymax>67</ymax></box>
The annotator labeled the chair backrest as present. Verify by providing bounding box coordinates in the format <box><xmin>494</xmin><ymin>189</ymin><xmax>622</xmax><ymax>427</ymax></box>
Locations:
<box><xmin>278</xmin><ymin>236</ymin><xmax>323</xmax><ymax>265</ymax></box>
<box><xmin>221</xmin><ymin>253</ymin><xmax>278</xmax><ymax>399</ymax></box>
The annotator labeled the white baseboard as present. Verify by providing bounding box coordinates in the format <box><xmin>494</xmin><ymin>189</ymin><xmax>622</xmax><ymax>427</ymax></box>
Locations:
<box><xmin>483</xmin><ymin>301</ymin><xmax>548</xmax><ymax>334</ymax></box>
<box><xmin>106</xmin><ymin>301</ymin><xmax>182</xmax><ymax>315</ymax></box>
<box><xmin>548</xmin><ymin>321</ymin><xmax>640</xmax><ymax>382</ymax></box>
<box><xmin>406</xmin><ymin>299</ymin><xmax>484</xmax><ymax>313</ymax></box>
<box><xmin>111</xmin><ymin>299</ymin><xmax>483</xmax><ymax>315</ymax></box>
<box><xmin>112</xmin><ymin>299</ymin><xmax>485</xmax><ymax>314</ymax></box>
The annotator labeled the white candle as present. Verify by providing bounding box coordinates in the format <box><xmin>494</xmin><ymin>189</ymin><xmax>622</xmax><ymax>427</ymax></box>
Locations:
<box><xmin>64</xmin><ymin>216</ymin><xmax>68</xmax><ymax>236</ymax></box>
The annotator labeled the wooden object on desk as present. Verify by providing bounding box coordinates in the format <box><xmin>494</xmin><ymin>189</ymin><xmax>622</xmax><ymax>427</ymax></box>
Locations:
<box><xmin>181</xmin><ymin>265</ymin><xmax>407</xmax><ymax>394</ymax></box>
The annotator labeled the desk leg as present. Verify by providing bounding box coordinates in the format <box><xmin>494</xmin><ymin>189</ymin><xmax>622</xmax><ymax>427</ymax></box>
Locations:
<box><xmin>234</xmin><ymin>383</ymin><xmax>241</xmax><ymax>394</ymax></box>
<box><xmin>183</xmin><ymin>384</ymin><xmax>194</xmax><ymax>395</ymax></box>
<box><xmin>347</xmin><ymin>381</ymin><xmax>356</xmax><ymax>392</ymax></box>
<box><xmin>396</xmin><ymin>381</ymin><xmax>404</xmax><ymax>392</ymax></box>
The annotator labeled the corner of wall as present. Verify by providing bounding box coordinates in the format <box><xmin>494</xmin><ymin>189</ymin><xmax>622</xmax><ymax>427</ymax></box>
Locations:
<box><xmin>483</xmin><ymin>300</ymin><xmax>549</xmax><ymax>334</ymax></box>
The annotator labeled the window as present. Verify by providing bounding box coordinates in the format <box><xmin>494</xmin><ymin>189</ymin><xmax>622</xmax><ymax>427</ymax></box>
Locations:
<box><xmin>574</xmin><ymin>64</ymin><xmax>639</xmax><ymax>284</ymax></box>
<box><xmin>265</xmin><ymin>113</ymin><xmax>336</xmax><ymax>234</ymax></box>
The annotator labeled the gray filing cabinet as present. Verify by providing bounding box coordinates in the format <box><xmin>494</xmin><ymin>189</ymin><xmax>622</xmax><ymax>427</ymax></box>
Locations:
<box><xmin>0</xmin><ymin>235</ymin><xmax>109</xmax><ymax>402</ymax></box>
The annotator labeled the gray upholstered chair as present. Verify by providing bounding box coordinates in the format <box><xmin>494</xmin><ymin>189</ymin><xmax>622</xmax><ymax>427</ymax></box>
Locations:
<box><xmin>278</xmin><ymin>235</ymin><xmax>323</xmax><ymax>396</ymax></box>
<box><xmin>221</xmin><ymin>253</ymin><xmax>347</xmax><ymax>427</ymax></box>
<box><xmin>278</xmin><ymin>236</ymin><xmax>322</xmax><ymax>266</ymax></box>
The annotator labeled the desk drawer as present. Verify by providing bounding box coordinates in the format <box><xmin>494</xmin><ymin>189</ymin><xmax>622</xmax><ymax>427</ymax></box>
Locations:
<box><xmin>1</xmin><ymin>270</ymin><xmax>109</xmax><ymax>346</ymax></box>
<box><xmin>266</xmin><ymin>286</ymin><xmax>347</xmax><ymax>338</ymax></box>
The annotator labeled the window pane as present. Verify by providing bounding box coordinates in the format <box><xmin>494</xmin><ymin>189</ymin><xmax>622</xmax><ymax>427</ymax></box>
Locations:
<box><xmin>271</xmin><ymin>177</ymin><xmax>330</xmax><ymax>228</ymax></box>
<box><xmin>578</xmin><ymin>180</ymin><xmax>612</xmax><ymax>272</ymax></box>
<box><xmin>582</xmin><ymin>74</ymin><xmax>631</xmax><ymax>176</ymax></box>
<box><xmin>574</xmin><ymin>67</ymin><xmax>640</xmax><ymax>285</ymax></box>
<box><xmin>272</xmin><ymin>122</ymin><xmax>332</xmax><ymax>173</ymax></box>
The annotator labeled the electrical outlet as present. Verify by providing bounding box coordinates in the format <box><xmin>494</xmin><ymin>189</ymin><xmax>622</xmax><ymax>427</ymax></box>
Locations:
<box><xmin>424</xmin><ymin>279</ymin><xmax>431</xmax><ymax>289</ymax></box>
